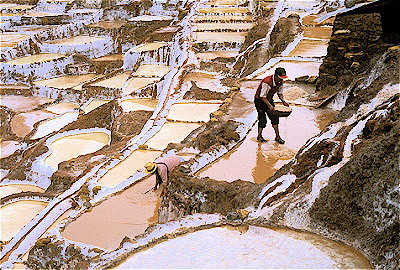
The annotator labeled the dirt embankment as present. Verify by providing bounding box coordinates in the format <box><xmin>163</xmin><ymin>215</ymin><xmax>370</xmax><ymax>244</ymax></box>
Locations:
<box><xmin>159</xmin><ymin>169</ymin><xmax>259</xmax><ymax>223</ymax></box>
<box><xmin>316</xmin><ymin>13</ymin><xmax>389</xmax><ymax>97</ymax></box>
<box><xmin>310</xmin><ymin>97</ymin><xmax>399</xmax><ymax>269</ymax></box>
<box><xmin>234</xmin><ymin>14</ymin><xmax>302</xmax><ymax>76</ymax></box>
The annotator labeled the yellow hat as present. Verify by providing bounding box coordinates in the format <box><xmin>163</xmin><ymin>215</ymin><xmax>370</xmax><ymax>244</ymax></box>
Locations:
<box><xmin>144</xmin><ymin>162</ymin><xmax>157</xmax><ymax>174</ymax></box>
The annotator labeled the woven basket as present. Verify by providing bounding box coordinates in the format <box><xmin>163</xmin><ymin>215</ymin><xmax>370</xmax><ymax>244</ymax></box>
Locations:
<box><xmin>275</xmin><ymin>105</ymin><xmax>292</xmax><ymax>117</ymax></box>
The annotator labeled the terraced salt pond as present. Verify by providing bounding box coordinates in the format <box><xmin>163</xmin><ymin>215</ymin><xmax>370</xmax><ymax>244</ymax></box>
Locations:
<box><xmin>198</xmin><ymin>105</ymin><xmax>337</xmax><ymax>183</ymax></box>
<box><xmin>288</xmin><ymin>39</ymin><xmax>329</xmax><ymax>58</ymax></box>
<box><xmin>33</xmin><ymin>74</ymin><xmax>98</xmax><ymax>90</ymax></box>
<box><xmin>130</xmin><ymin>42</ymin><xmax>168</xmax><ymax>52</ymax></box>
<box><xmin>4</xmin><ymin>53</ymin><xmax>67</xmax><ymax>65</ymax></box>
<box><xmin>255</xmin><ymin>60</ymin><xmax>322</xmax><ymax>81</ymax></box>
<box><xmin>194</xmin><ymin>32</ymin><xmax>247</xmax><ymax>42</ymax></box>
<box><xmin>1</xmin><ymin>200</ymin><xmax>48</xmax><ymax>242</ymax></box>
<box><xmin>83</xmin><ymin>100</ymin><xmax>110</xmax><ymax>114</ymax></box>
<box><xmin>0</xmin><ymin>95</ymin><xmax>54</xmax><ymax>113</ymax></box>
<box><xmin>0</xmin><ymin>184</ymin><xmax>44</xmax><ymax>199</ymax></box>
<box><xmin>11</xmin><ymin>110</ymin><xmax>57</xmax><ymax>138</ymax></box>
<box><xmin>45</xmin><ymin>36</ymin><xmax>106</xmax><ymax>45</ymax></box>
<box><xmin>198</xmin><ymin>7</ymin><xmax>250</xmax><ymax>14</ymax></box>
<box><xmin>303</xmin><ymin>26</ymin><xmax>332</xmax><ymax>39</ymax></box>
<box><xmin>30</xmin><ymin>111</ymin><xmax>79</xmax><ymax>140</ymax></box>
<box><xmin>133</xmin><ymin>64</ymin><xmax>170</xmax><ymax>77</ymax></box>
<box><xmin>44</xmin><ymin>102</ymin><xmax>79</xmax><ymax>114</ymax></box>
<box><xmin>44</xmin><ymin>131</ymin><xmax>110</xmax><ymax>168</ymax></box>
<box><xmin>145</xmin><ymin>122</ymin><xmax>202</xmax><ymax>150</ymax></box>
<box><xmin>193</xmin><ymin>15</ymin><xmax>253</xmax><ymax>22</ymax></box>
<box><xmin>167</xmin><ymin>102</ymin><xmax>221</xmax><ymax>122</ymax></box>
<box><xmin>90</xmin><ymin>72</ymin><xmax>158</xmax><ymax>96</ymax></box>
<box><xmin>196</xmin><ymin>51</ymin><xmax>239</xmax><ymax>60</ymax></box>
<box><xmin>119</xmin><ymin>98</ymin><xmax>157</xmax><ymax>112</ymax></box>
<box><xmin>115</xmin><ymin>226</ymin><xmax>371</xmax><ymax>269</ymax></box>
<box><xmin>62</xmin><ymin>175</ymin><xmax>161</xmax><ymax>250</ymax></box>
<box><xmin>195</xmin><ymin>22</ymin><xmax>255</xmax><ymax>31</ymax></box>
<box><xmin>0</xmin><ymin>141</ymin><xmax>22</xmax><ymax>159</ymax></box>
<box><xmin>97</xmin><ymin>150</ymin><xmax>162</xmax><ymax>187</ymax></box>
<box><xmin>182</xmin><ymin>72</ymin><xmax>228</xmax><ymax>93</ymax></box>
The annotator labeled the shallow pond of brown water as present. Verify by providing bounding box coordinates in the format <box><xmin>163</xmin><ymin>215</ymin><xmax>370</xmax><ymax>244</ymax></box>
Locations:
<box><xmin>62</xmin><ymin>175</ymin><xmax>161</xmax><ymax>250</ymax></box>
<box><xmin>198</xmin><ymin>106</ymin><xmax>337</xmax><ymax>183</ymax></box>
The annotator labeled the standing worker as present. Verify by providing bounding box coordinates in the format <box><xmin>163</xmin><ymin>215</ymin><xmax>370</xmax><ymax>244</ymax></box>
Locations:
<box><xmin>144</xmin><ymin>155</ymin><xmax>184</xmax><ymax>190</ymax></box>
<box><xmin>254</xmin><ymin>67</ymin><xmax>290</xmax><ymax>144</ymax></box>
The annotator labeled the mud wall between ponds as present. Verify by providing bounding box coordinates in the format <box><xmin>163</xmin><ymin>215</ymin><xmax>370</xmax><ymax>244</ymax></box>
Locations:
<box><xmin>159</xmin><ymin>170</ymin><xmax>260</xmax><ymax>223</ymax></box>
<box><xmin>316</xmin><ymin>13</ymin><xmax>388</xmax><ymax>96</ymax></box>
<box><xmin>235</xmin><ymin>14</ymin><xmax>302</xmax><ymax>77</ymax></box>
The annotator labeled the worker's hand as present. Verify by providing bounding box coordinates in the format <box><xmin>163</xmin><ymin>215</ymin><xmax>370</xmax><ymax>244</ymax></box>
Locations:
<box><xmin>283</xmin><ymin>101</ymin><xmax>289</xmax><ymax>107</ymax></box>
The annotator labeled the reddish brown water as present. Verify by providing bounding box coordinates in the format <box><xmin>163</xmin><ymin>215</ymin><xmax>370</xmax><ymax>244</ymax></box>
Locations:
<box><xmin>198</xmin><ymin>106</ymin><xmax>337</xmax><ymax>183</ymax></box>
<box><xmin>62</xmin><ymin>176</ymin><xmax>161</xmax><ymax>250</ymax></box>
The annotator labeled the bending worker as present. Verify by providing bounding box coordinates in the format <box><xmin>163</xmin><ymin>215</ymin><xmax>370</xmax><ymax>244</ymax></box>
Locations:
<box><xmin>144</xmin><ymin>155</ymin><xmax>184</xmax><ymax>190</ymax></box>
<box><xmin>254</xmin><ymin>67</ymin><xmax>289</xmax><ymax>144</ymax></box>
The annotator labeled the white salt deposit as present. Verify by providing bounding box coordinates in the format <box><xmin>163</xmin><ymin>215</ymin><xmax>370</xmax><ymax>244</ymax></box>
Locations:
<box><xmin>116</xmin><ymin>225</ymin><xmax>370</xmax><ymax>269</ymax></box>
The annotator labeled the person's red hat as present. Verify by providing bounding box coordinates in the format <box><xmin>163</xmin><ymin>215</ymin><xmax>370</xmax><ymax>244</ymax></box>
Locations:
<box><xmin>275</xmin><ymin>67</ymin><xmax>288</xmax><ymax>79</ymax></box>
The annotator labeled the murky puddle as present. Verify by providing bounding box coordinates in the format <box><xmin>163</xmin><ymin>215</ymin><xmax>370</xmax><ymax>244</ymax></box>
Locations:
<box><xmin>83</xmin><ymin>100</ymin><xmax>110</xmax><ymax>114</ymax></box>
<box><xmin>0</xmin><ymin>141</ymin><xmax>22</xmax><ymax>159</ymax></box>
<box><xmin>62</xmin><ymin>175</ymin><xmax>161</xmax><ymax>250</ymax></box>
<box><xmin>30</xmin><ymin>111</ymin><xmax>79</xmax><ymax>140</ymax></box>
<box><xmin>167</xmin><ymin>102</ymin><xmax>221</xmax><ymax>122</ymax></box>
<box><xmin>119</xmin><ymin>98</ymin><xmax>157</xmax><ymax>112</ymax></box>
<box><xmin>1</xmin><ymin>200</ymin><xmax>48</xmax><ymax>242</ymax></box>
<box><xmin>198</xmin><ymin>106</ymin><xmax>337</xmax><ymax>183</ymax></box>
<box><xmin>194</xmin><ymin>32</ymin><xmax>247</xmax><ymax>42</ymax></box>
<box><xmin>45</xmin><ymin>36</ymin><xmax>107</xmax><ymax>45</ymax></box>
<box><xmin>0</xmin><ymin>95</ymin><xmax>54</xmax><ymax>113</ymax></box>
<box><xmin>145</xmin><ymin>122</ymin><xmax>202</xmax><ymax>150</ymax></box>
<box><xmin>133</xmin><ymin>64</ymin><xmax>170</xmax><ymax>78</ymax></box>
<box><xmin>255</xmin><ymin>60</ymin><xmax>322</xmax><ymax>81</ymax></box>
<box><xmin>195</xmin><ymin>22</ymin><xmax>255</xmax><ymax>31</ymax></box>
<box><xmin>288</xmin><ymin>39</ymin><xmax>329</xmax><ymax>58</ymax></box>
<box><xmin>115</xmin><ymin>225</ymin><xmax>371</xmax><ymax>269</ymax></box>
<box><xmin>98</xmin><ymin>150</ymin><xmax>162</xmax><ymax>187</ymax></box>
<box><xmin>0</xmin><ymin>184</ymin><xmax>44</xmax><ymax>199</ymax></box>
<box><xmin>33</xmin><ymin>74</ymin><xmax>98</xmax><ymax>90</ymax></box>
<box><xmin>44</xmin><ymin>102</ymin><xmax>79</xmax><ymax>114</ymax></box>
<box><xmin>4</xmin><ymin>53</ymin><xmax>67</xmax><ymax>65</ymax></box>
<box><xmin>11</xmin><ymin>110</ymin><xmax>57</xmax><ymax>138</ymax></box>
<box><xmin>44</xmin><ymin>132</ymin><xmax>110</xmax><ymax>169</ymax></box>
